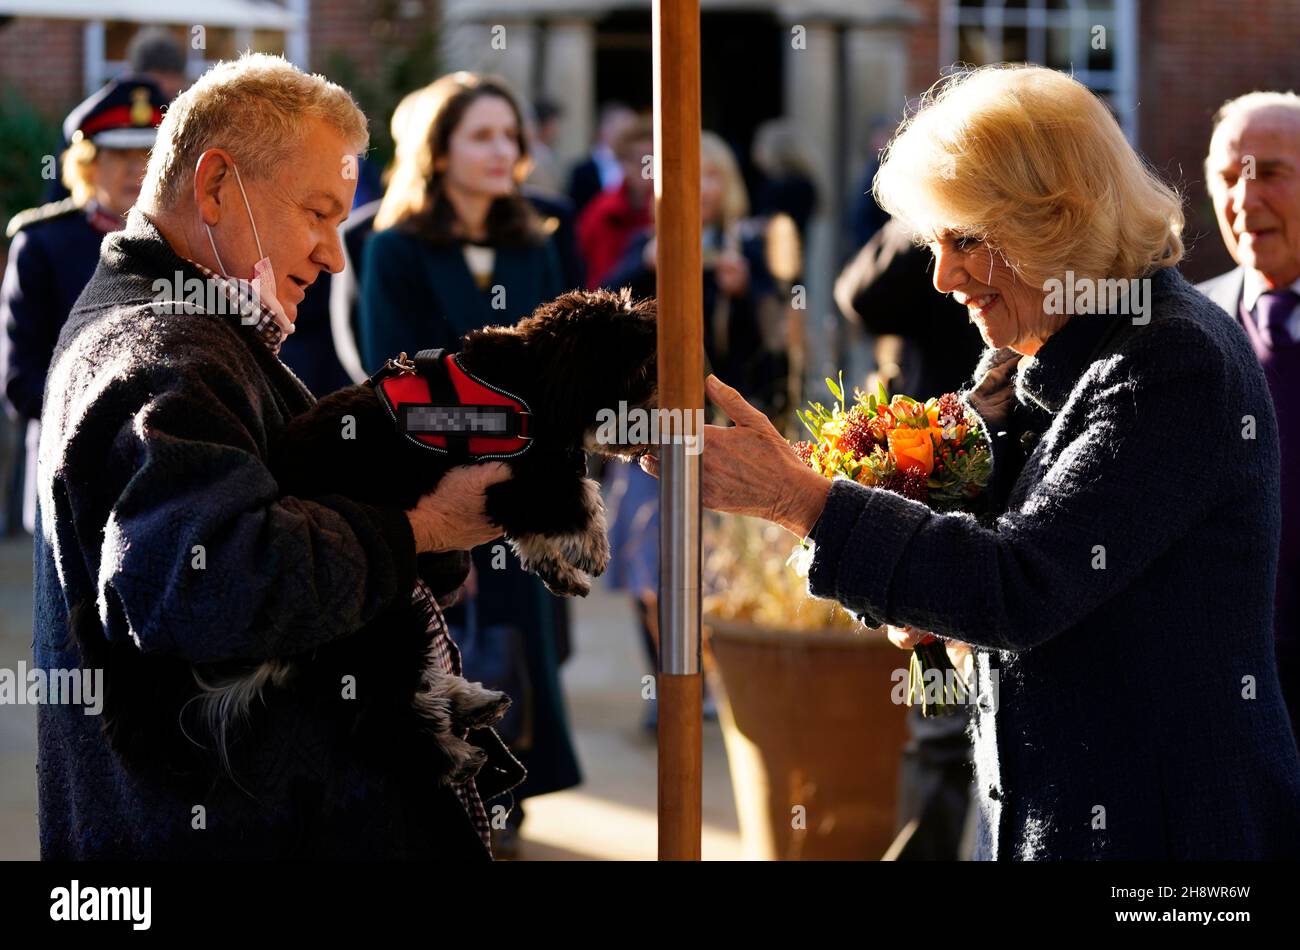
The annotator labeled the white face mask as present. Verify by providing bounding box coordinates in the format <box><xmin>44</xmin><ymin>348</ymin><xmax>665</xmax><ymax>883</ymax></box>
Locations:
<box><xmin>203</xmin><ymin>161</ymin><xmax>295</xmax><ymax>340</ymax></box>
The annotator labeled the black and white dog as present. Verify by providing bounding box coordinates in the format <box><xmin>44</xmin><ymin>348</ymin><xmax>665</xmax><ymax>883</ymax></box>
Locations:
<box><xmin>80</xmin><ymin>288</ymin><xmax>658</xmax><ymax>790</ymax></box>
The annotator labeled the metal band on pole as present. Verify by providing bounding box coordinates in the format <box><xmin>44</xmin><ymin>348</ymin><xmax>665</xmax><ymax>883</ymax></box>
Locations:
<box><xmin>659</xmin><ymin>441</ymin><xmax>700</xmax><ymax>676</ymax></box>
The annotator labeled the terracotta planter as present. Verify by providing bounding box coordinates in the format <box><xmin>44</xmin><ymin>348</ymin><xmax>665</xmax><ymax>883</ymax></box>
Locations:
<box><xmin>705</xmin><ymin>616</ymin><xmax>909</xmax><ymax>860</ymax></box>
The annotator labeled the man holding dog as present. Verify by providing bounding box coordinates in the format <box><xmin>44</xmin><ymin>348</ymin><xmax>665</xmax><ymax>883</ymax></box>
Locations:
<box><xmin>34</xmin><ymin>54</ymin><xmax>518</xmax><ymax>859</ymax></box>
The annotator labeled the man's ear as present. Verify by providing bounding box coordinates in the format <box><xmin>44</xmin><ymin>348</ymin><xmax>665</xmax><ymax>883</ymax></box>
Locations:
<box><xmin>193</xmin><ymin>148</ymin><xmax>235</xmax><ymax>227</ymax></box>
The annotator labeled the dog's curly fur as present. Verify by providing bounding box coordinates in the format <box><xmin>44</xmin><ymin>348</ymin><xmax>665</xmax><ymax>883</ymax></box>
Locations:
<box><xmin>78</xmin><ymin>288</ymin><xmax>658</xmax><ymax>793</ymax></box>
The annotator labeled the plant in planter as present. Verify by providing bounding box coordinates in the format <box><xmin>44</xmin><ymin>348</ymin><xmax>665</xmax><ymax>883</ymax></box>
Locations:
<box><xmin>701</xmin><ymin>512</ymin><xmax>909</xmax><ymax>860</ymax></box>
<box><xmin>703</xmin><ymin>511</ymin><xmax>860</xmax><ymax>633</ymax></box>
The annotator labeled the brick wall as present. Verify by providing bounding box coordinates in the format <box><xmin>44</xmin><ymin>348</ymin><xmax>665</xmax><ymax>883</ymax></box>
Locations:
<box><xmin>0</xmin><ymin>4</ymin><xmax>442</xmax><ymax>122</ymax></box>
<box><xmin>308</xmin><ymin>0</ymin><xmax>439</xmax><ymax>78</ymax></box>
<box><xmin>0</xmin><ymin>18</ymin><xmax>84</xmax><ymax>122</ymax></box>
<box><xmin>1139</xmin><ymin>0</ymin><xmax>1300</xmax><ymax>281</ymax></box>
<box><xmin>906</xmin><ymin>0</ymin><xmax>945</xmax><ymax>97</ymax></box>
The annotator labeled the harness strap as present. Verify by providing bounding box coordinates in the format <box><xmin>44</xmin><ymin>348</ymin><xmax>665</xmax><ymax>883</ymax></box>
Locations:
<box><xmin>415</xmin><ymin>349</ymin><xmax>469</xmax><ymax>460</ymax></box>
<box><xmin>368</xmin><ymin>349</ymin><xmax>534</xmax><ymax>461</ymax></box>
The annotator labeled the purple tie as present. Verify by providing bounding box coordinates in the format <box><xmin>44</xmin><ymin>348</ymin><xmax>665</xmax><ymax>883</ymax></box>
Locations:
<box><xmin>1254</xmin><ymin>289</ymin><xmax>1300</xmax><ymax>347</ymax></box>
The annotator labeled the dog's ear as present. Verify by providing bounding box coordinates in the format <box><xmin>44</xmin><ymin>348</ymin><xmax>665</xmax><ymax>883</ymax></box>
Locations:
<box><xmin>467</xmin><ymin>289</ymin><xmax>658</xmax><ymax>443</ymax></box>
<box><xmin>459</xmin><ymin>325</ymin><xmax>531</xmax><ymax>382</ymax></box>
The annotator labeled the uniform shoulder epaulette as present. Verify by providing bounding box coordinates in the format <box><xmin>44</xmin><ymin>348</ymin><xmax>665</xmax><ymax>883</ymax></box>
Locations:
<box><xmin>6</xmin><ymin>197</ymin><xmax>80</xmax><ymax>240</ymax></box>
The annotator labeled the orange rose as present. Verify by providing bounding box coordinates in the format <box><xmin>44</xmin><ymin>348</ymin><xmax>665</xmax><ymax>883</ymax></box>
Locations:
<box><xmin>889</xmin><ymin>426</ymin><xmax>936</xmax><ymax>476</ymax></box>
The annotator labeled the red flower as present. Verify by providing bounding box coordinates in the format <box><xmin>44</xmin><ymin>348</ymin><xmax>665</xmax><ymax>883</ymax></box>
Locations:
<box><xmin>838</xmin><ymin>409</ymin><xmax>876</xmax><ymax>458</ymax></box>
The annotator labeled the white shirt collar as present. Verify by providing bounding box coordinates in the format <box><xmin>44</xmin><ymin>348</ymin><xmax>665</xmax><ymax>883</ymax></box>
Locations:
<box><xmin>1241</xmin><ymin>269</ymin><xmax>1300</xmax><ymax>312</ymax></box>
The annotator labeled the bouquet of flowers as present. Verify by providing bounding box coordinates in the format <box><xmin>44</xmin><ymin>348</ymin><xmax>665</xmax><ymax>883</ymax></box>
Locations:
<box><xmin>791</xmin><ymin>374</ymin><xmax>992</xmax><ymax>715</ymax></box>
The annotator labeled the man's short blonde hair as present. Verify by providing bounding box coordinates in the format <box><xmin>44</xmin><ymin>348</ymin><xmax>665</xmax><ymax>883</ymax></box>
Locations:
<box><xmin>874</xmin><ymin>64</ymin><xmax>1184</xmax><ymax>286</ymax></box>
<box><xmin>139</xmin><ymin>52</ymin><xmax>368</xmax><ymax>211</ymax></box>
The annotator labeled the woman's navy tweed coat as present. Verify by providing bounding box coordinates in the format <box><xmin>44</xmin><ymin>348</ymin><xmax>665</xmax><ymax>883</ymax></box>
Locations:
<box><xmin>806</xmin><ymin>266</ymin><xmax>1300</xmax><ymax>859</ymax></box>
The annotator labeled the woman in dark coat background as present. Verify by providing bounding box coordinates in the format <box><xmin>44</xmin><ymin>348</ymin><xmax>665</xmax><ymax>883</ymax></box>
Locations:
<box><xmin>358</xmin><ymin>72</ymin><xmax>581</xmax><ymax>852</ymax></box>
<box><xmin>642</xmin><ymin>65</ymin><xmax>1300</xmax><ymax>859</ymax></box>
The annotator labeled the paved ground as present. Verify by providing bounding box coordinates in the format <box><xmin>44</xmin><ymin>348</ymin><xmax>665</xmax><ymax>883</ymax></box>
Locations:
<box><xmin>0</xmin><ymin>534</ymin><xmax>741</xmax><ymax>861</ymax></box>
<box><xmin>512</xmin><ymin>586</ymin><xmax>742</xmax><ymax>860</ymax></box>
<box><xmin>0</xmin><ymin>536</ymin><xmax>37</xmax><ymax>860</ymax></box>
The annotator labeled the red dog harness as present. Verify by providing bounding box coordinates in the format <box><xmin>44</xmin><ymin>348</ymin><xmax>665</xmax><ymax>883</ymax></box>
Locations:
<box><xmin>368</xmin><ymin>349</ymin><xmax>534</xmax><ymax>461</ymax></box>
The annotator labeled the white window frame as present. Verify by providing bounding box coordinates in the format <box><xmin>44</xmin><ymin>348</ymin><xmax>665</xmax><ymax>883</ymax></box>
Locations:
<box><xmin>939</xmin><ymin>0</ymin><xmax>1139</xmax><ymax>143</ymax></box>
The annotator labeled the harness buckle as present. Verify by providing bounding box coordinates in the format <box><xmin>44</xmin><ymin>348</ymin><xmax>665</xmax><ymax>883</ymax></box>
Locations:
<box><xmin>387</xmin><ymin>351</ymin><xmax>417</xmax><ymax>374</ymax></box>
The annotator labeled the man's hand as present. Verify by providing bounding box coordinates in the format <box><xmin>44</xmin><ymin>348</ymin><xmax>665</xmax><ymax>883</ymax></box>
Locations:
<box><xmin>640</xmin><ymin>375</ymin><xmax>830</xmax><ymax>537</ymax></box>
<box><xmin>406</xmin><ymin>462</ymin><xmax>511</xmax><ymax>553</ymax></box>
<box><xmin>885</xmin><ymin>623</ymin><xmax>927</xmax><ymax>650</ymax></box>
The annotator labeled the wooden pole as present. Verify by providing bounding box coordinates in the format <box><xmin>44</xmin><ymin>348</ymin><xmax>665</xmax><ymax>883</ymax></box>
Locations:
<box><xmin>652</xmin><ymin>0</ymin><xmax>703</xmax><ymax>862</ymax></box>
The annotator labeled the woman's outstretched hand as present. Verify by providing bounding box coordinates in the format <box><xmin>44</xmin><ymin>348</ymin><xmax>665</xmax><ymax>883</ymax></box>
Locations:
<box><xmin>639</xmin><ymin>375</ymin><xmax>831</xmax><ymax>537</ymax></box>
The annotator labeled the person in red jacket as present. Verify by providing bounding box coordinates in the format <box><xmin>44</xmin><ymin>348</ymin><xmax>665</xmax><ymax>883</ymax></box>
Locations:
<box><xmin>576</xmin><ymin>116</ymin><xmax>654</xmax><ymax>289</ymax></box>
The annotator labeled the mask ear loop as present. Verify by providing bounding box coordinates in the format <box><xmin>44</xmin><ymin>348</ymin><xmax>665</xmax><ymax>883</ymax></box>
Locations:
<box><xmin>229</xmin><ymin>163</ymin><xmax>266</xmax><ymax>261</ymax></box>
<box><xmin>204</xmin><ymin>225</ymin><xmax>229</xmax><ymax>278</ymax></box>
<box><xmin>201</xmin><ymin>156</ymin><xmax>265</xmax><ymax>276</ymax></box>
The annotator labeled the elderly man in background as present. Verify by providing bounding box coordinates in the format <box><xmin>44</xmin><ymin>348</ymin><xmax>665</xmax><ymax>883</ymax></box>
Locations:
<box><xmin>35</xmin><ymin>53</ymin><xmax>518</xmax><ymax>860</ymax></box>
<box><xmin>1199</xmin><ymin>91</ymin><xmax>1300</xmax><ymax>748</ymax></box>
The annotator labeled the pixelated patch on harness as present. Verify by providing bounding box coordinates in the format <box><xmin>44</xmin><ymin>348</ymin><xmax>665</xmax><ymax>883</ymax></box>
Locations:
<box><xmin>401</xmin><ymin>405</ymin><xmax>513</xmax><ymax>435</ymax></box>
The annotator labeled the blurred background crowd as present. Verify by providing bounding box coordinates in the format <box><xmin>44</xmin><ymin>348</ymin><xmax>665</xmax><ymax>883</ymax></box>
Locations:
<box><xmin>0</xmin><ymin>0</ymin><xmax>1296</xmax><ymax>860</ymax></box>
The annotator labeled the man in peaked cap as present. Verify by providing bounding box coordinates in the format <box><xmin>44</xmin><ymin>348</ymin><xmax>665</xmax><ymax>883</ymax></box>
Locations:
<box><xmin>0</xmin><ymin>77</ymin><xmax>167</xmax><ymax>532</ymax></box>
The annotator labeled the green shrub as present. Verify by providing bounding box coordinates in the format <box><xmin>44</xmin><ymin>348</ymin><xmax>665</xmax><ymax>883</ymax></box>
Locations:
<box><xmin>0</xmin><ymin>87</ymin><xmax>62</xmax><ymax>247</ymax></box>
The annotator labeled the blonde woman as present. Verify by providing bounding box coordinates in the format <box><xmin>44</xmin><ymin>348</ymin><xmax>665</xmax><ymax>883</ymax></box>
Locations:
<box><xmin>642</xmin><ymin>65</ymin><xmax>1300</xmax><ymax>859</ymax></box>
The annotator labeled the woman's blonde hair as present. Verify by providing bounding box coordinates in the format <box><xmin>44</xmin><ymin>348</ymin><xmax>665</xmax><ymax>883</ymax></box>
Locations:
<box><xmin>138</xmin><ymin>52</ymin><xmax>368</xmax><ymax>212</ymax></box>
<box><xmin>700</xmin><ymin>131</ymin><xmax>749</xmax><ymax>231</ymax></box>
<box><xmin>874</xmin><ymin>64</ymin><xmax>1183</xmax><ymax>286</ymax></box>
<box><xmin>374</xmin><ymin>71</ymin><xmax>542</xmax><ymax>247</ymax></box>
<box><xmin>61</xmin><ymin>138</ymin><xmax>98</xmax><ymax>206</ymax></box>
